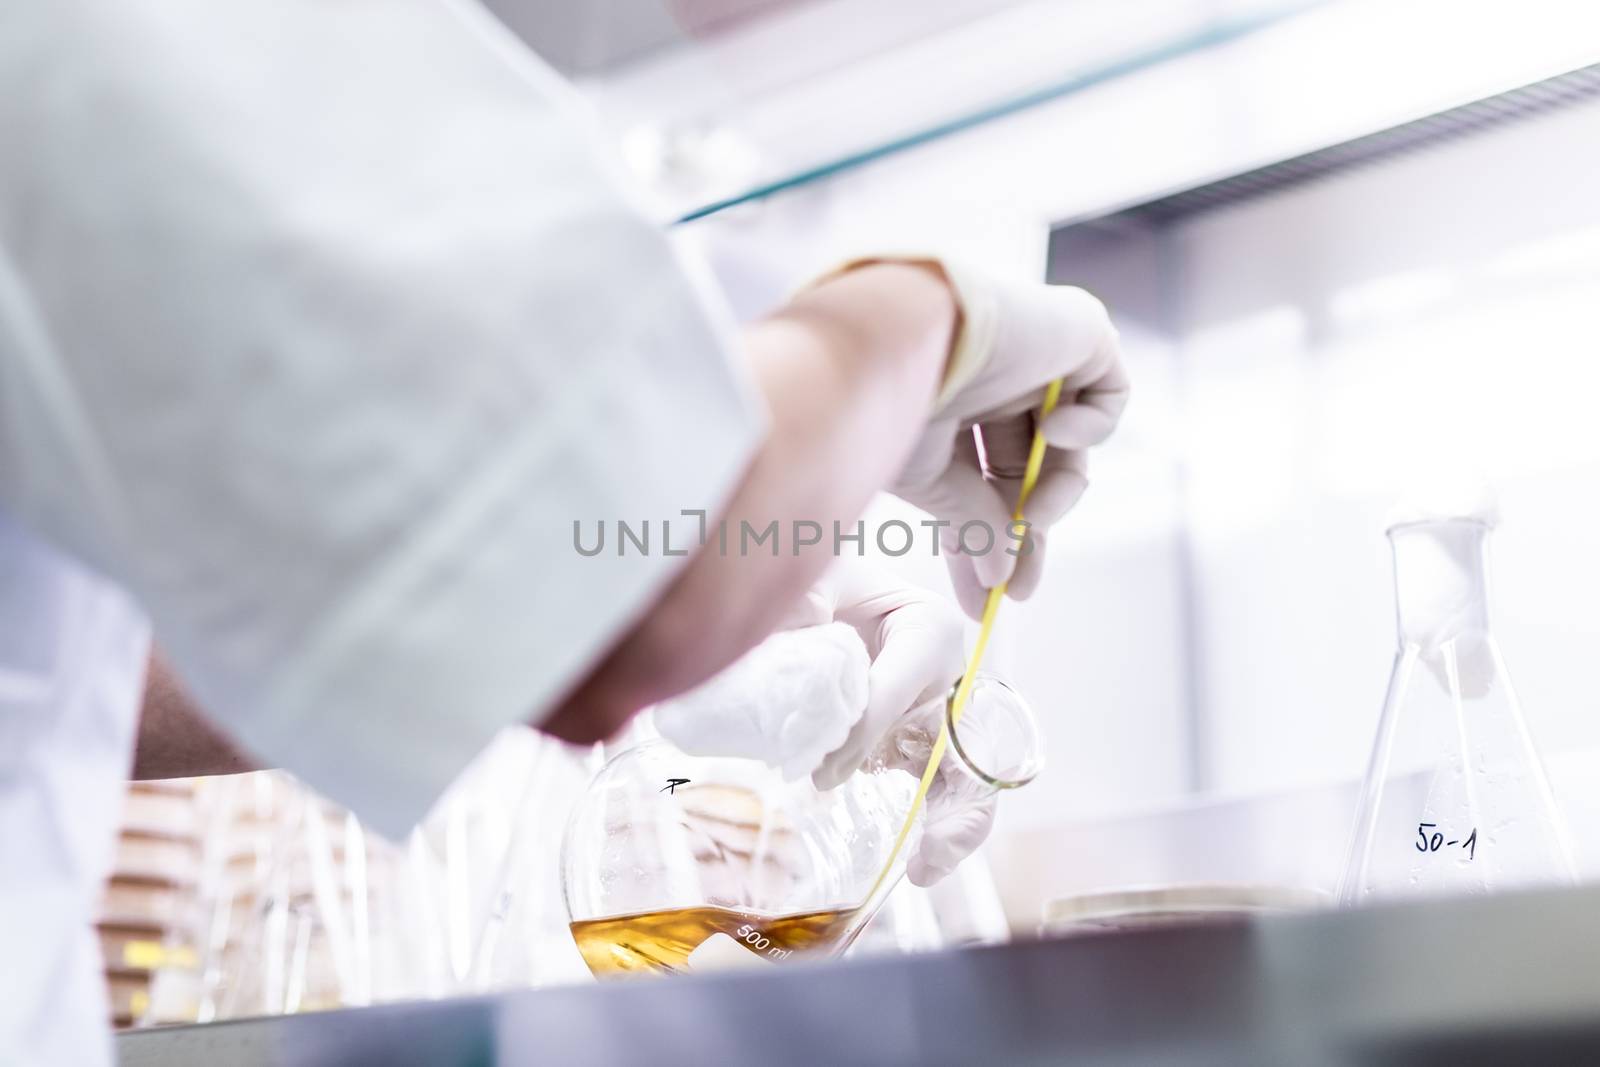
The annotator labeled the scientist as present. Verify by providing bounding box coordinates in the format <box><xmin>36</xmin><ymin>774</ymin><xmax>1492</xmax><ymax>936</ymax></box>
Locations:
<box><xmin>0</xmin><ymin>2</ymin><xmax>1127</xmax><ymax>1062</ymax></box>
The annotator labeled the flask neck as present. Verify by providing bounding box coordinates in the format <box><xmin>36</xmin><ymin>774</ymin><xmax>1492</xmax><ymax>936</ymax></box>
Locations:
<box><xmin>1388</xmin><ymin>518</ymin><xmax>1493</xmax><ymax>651</ymax></box>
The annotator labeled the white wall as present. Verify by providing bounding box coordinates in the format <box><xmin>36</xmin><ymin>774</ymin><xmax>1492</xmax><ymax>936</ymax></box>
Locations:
<box><xmin>1168</xmin><ymin>93</ymin><xmax>1600</xmax><ymax>795</ymax></box>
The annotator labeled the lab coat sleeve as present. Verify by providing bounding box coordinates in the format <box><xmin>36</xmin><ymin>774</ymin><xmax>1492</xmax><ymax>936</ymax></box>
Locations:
<box><xmin>0</xmin><ymin>1</ymin><xmax>765</xmax><ymax>837</ymax></box>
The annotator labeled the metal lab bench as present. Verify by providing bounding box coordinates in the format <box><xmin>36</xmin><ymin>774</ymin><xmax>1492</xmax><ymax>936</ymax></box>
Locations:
<box><xmin>119</xmin><ymin>885</ymin><xmax>1600</xmax><ymax>1066</ymax></box>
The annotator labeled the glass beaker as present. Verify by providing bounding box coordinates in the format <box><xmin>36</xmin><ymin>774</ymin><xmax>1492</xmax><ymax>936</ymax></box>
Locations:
<box><xmin>561</xmin><ymin>674</ymin><xmax>1040</xmax><ymax>978</ymax></box>
<box><xmin>1337</xmin><ymin>517</ymin><xmax>1576</xmax><ymax>905</ymax></box>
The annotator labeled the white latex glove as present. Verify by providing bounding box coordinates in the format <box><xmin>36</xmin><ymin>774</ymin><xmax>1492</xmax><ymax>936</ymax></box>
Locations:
<box><xmin>657</xmin><ymin>561</ymin><xmax>1005</xmax><ymax>885</ymax></box>
<box><xmin>813</xmin><ymin>258</ymin><xmax>1128</xmax><ymax>618</ymax></box>
<box><xmin>654</xmin><ymin>560</ymin><xmax>964</xmax><ymax>788</ymax></box>
<box><xmin>876</xmin><ymin>681</ymin><xmax>1025</xmax><ymax>887</ymax></box>
<box><xmin>803</xmin><ymin>562</ymin><xmax>967</xmax><ymax>792</ymax></box>
<box><xmin>651</xmin><ymin>621</ymin><xmax>870</xmax><ymax>781</ymax></box>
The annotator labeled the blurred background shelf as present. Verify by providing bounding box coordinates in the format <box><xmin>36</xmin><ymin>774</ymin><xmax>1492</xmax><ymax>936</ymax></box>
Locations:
<box><xmin>481</xmin><ymin>0</ymin><xmax>1600</xmax><ymax>226</ymax></box>
<box><xmin>485</xmin><ymin>0</ymin><xmax>1332</xmax><ymax>221</ymax></box>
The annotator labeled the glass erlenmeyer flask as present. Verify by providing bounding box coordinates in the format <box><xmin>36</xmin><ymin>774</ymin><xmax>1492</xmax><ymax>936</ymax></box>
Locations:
<box><xmin>561</xmin><ymin>674</ymin><xmax>1040</xmax><ymax>978</ymax></box>
<box><xmin>1338</xmin><ymin>516</ymin><xmax>1576</xmax><ymax>905</ymax></box>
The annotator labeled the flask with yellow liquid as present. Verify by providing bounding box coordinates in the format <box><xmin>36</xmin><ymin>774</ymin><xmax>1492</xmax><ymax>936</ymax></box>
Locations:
<box><xmin>561</xmin><ymin>675</ymin><xmax>1040</xmax><ymax>978</ymax></box>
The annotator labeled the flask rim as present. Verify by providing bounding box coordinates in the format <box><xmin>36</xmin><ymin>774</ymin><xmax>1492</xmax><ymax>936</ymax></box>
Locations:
<box><xmin>943</xmin><ymin>673</ymin><xmax>1044</xmax><ymax>791</ymax></box>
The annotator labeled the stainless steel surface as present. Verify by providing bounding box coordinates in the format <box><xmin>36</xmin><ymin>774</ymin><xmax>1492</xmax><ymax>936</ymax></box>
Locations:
<box><xmin>119</xmin><ymin>885</ymin><xmax>1600</xmax><ymax>1066</ymax></box>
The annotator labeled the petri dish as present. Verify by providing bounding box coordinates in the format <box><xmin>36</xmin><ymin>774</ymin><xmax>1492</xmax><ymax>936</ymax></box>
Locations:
<box><xmin>1042</xmin><ymin>884</ymin><xmax>1330</xmax><ymax>937</ymax></box>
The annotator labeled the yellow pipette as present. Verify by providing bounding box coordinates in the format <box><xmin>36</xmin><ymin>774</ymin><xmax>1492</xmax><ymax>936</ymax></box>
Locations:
<box><xmin>857</xmin><ymin>378</ymin><xmax>1065</xmax><ymax>908</ymax></box>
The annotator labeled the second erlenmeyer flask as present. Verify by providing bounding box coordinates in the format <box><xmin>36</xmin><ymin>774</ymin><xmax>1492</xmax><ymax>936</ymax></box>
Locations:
<box><xmin>1338</xmin><ymin>515</ymin><xmax>1576</xmax><ymax>905</ymax></box>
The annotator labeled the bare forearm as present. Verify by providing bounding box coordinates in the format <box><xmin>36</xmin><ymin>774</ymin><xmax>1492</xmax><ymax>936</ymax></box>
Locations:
<box><xmin>133</xmin><ymin>650</ymin><xmax>260</xmax><ymax>779</ymax></box>
<box><xmin>542</xmin><ymin>262</ymin><xmax>954</xmax><ymax>741</ymax></box>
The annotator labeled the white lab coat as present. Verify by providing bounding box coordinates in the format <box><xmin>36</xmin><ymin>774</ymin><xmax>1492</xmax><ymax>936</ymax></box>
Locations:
<box><xmin>0</xmin><ymin>515</ymin><xmax>148</xmax><ymax>1064</ymax></box>
<box><xmin>0</xmin><ymin>2</ymin><xmax>763</xmax><ymax>1062</ymax></box>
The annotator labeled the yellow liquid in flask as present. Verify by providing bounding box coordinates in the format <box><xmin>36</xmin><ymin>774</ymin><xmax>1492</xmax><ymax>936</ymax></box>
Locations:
<box><xmin>570</xmin><ymin>905</ymin><xmax>855</xmax><ymax>977</ymax></box>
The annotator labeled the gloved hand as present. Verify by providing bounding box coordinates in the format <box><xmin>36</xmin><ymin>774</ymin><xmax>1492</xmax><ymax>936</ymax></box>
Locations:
<box><xmin>656</xmin><ymin>561</ymin><xmax>1009</xmax><ymax>885</ymax></box>
<box><xmin>654</xmin><ymin>560</ymin><xmax>965</xmax><ymax>785</ymax></box>
<box><xmin>651</xmin><ymin>621</ymin><xmax>871</xmax><ymax>781</ymax></box>
<box><xmin>874</xmin><ymin>676</ymin><xmax>1031</xmax><ymax>887</ymax></box>
<box><xmin>810</xmin><ymin>258</ymin><xmax>1129</xmax><ymax>618</ymax></box>
<box><xmin>801</xmin><ymin>562</ymin><xmax>967</xmax><ymax>793</ymax></box>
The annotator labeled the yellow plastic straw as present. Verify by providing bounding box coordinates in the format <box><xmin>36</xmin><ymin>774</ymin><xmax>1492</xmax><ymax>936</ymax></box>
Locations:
<box><xmin>858</xmin><ymin>379</ymin><xmax>1065</xmax><ymax>907</ymax></box>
